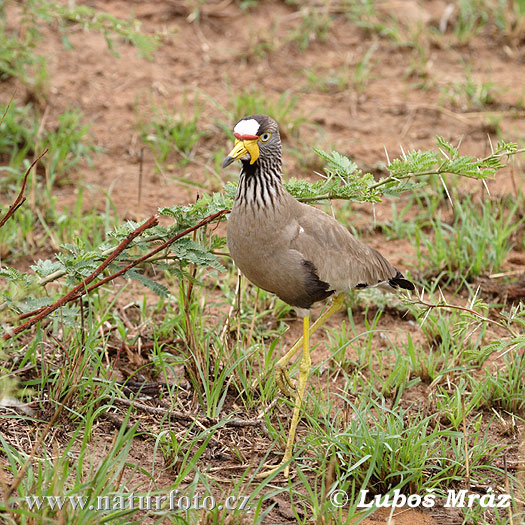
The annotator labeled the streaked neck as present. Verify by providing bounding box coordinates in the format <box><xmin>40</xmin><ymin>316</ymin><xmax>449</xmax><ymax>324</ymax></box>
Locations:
<box><xmin>234</xmin><ymin>158</ymin><xmax>285</xmax><ymax>211</ymax></box>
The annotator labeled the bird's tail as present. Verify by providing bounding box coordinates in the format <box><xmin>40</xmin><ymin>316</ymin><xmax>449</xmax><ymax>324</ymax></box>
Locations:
<box><xmin>388</xmin><ymin>269</ymin><xmax>415</xmax><ymax>291</ymax></box>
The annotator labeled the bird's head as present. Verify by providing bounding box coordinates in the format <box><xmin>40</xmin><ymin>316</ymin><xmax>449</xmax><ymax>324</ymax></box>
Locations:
<box><xmin>222</xmin><ymin>115</ymin><xmax>280</xmax><ymax>168</ymax></box>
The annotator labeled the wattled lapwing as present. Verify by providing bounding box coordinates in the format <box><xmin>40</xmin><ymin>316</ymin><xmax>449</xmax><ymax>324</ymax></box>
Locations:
<box><xmin>223</xmin><ymin>115</ymin><xmax>414</xmax><ymax>478</ymax></box>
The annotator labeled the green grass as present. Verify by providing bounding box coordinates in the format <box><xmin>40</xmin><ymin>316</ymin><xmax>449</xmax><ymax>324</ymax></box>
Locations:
<box><xmin>138</xmin><ymin>99</ymin><xmax>205</xmax><ymax>166</ymax></box>
<box><xmin>305</xmin><ymin>397</ymin><xmax>505</xmax><ymax>495</ymax></box>
<box><xmin>304</xmin><ymin>43</ymin><xmax>377</xmax><ymax>96</ymax></box>
<box><xmin>479</xmin><ymin>350</ymin><xmax>525</xmax><ymax>412</ymax></box>
<box><xmin>450</xmin><ymin>0</ymin><xmax>490</xmax><ymax>45</ymax></box>
<box><xmin>289</xmin><ymin>6</ymin><xmax>333</xmax><ymax>50</ymax></box>
<box><xmin>1</xmin><ymin>3</ymin><xmax>525</xmax><ymax>523</ymax></box>
<box><xmin>0</xmin><ymin>0</ymin><xmax>158</xmax><ymax>101</ymax></box>
<box><xmin>0</xmin><ymin>103</ymin><xmax>95</xmax><ymax>188</ymax></box>
<box><xmin>0</xmin><ymin>185</ymin><xmax>119</xmax><ymax>261</ymax></box>
<box><xmin>0</xmin><ymin>103</ymin><xmax>104</xmax><ymax>260</ymax></box>
<box><xmin>439</xmin><ymin>68</ymin><xmax>501</xmax><ymax>110</ymax></box>
<box><xmin>413</xmin><ymin>196</ymin><xmax>523</xmax><ymax>284</ymax></box>
<box><xmin>0</xmin><ymin>104</ymin><xmax>41</xmax><ymax>170</ymax></box>
<box><xmin>0</xmin><ymin>9</ymin><xmax>48</xmax><ymax>97</ymax></box>
<box><xmin>304</xmin><ymin>66</ymin><xmax>351</xmax><ymax>93</ymax></box>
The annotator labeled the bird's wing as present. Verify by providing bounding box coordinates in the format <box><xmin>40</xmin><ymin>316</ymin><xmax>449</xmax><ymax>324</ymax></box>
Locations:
<box><xmin>289</xmin><ymin>202</ymin><xmax>401</xmax><ymax>291</ymax></box>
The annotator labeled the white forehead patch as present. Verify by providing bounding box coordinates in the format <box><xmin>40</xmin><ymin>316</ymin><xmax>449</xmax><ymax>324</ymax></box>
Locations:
<box><xmin>234</xmin><ymin>118</ymin><xmax>260</xmax><ymax>136</ymax></box>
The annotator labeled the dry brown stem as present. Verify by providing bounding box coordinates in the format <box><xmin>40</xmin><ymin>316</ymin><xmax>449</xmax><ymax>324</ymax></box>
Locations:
<box><xmin>3</xmin><ymin>215</ymin><xmax>160</xmax><ymax>340</ymax></box>
<box><xmin>0</xmin><ymin>149</ymin><xmax>48</xmax><ymax>229</ymax></box>
<box><xmin>6</xmin><ymin>209</ymin><xmax>230</xmax><ymax>340</ymax></box>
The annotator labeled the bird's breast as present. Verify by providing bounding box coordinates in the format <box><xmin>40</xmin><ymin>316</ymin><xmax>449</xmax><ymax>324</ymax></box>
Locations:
<box><xmin>226</xmin><ymin>204</ymin><xmax>332</xmax><ymax>309</ymax></box>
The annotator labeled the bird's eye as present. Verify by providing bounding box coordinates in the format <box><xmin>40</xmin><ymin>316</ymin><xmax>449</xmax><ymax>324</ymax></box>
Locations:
<box><xmin>260</xmin><ymin>132</ymin><xmax>271</xmax><ymax>142</ymax></box>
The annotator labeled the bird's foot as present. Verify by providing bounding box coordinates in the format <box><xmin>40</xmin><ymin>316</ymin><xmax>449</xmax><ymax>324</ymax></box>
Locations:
<box><xmin>255</xmin><ymin>458</ymin><xmax>291</xmax><ymax>480</ymax></box>
<box><xmin>275</xmin><ymin>363</ymin><xmax>295</xmax><ymax>398</ymax></box>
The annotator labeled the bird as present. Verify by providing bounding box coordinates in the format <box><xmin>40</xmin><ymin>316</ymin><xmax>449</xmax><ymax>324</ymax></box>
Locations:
<box><xmin>222</xmin><ymin>114</ymin><xmax>414</xmax><ymax>479</ymax></box>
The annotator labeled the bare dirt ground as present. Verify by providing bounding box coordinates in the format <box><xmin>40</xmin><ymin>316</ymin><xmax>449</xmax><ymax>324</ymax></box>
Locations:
<box><xmin>2</xmin><ymin>0</ymin><xmax>524</xmax><ymax>523</ymax></box>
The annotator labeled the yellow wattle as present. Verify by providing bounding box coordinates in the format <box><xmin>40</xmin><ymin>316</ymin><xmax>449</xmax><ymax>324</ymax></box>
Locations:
<box><xmin>243</xmin><ymin>139</ymin><xmax>260</xmax><ymax>164</ymax></box>
<box><xmin>225</xmin><ymin>138</ymin><xmax>260</xmax><ymax>164</ymax></box>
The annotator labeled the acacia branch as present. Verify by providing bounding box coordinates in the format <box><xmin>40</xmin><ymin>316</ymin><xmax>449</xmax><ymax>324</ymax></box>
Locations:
<box><xmin>0</xmin><ymin>149</ymin><xmax>48</xmax><ymax>228</ymax></box>
<box><xmin>3</xmin><ymin>215</ymin><xmax>160</xmax><ymax>340</ymax></box>
<box><xmin>369</xmin><ymin>166</ymin><xmax>446</xmax><ymax>190</ymax></box>
<box><xmin>370</xmin><ymin>147</ymin><xmax>524</xmax><ymax>191</ymax></box>
<box><xmin>10</xmin><ymin>209</ymin><xmax>230</xmax><ymax>333</ymax></box>
<box><xmin>35</xmin><ymin>214</ymin><xmax>229</xmax><ymax>287</ymax></box>
<box><xmin>79</xmin><ymin>208</ymin><xmax>229</xmax><ymax>297</ymax></box>
<box><xmin>410</xmin><ymin>290</ymin><xmax>518</xmax><ymax>338</ymax></box>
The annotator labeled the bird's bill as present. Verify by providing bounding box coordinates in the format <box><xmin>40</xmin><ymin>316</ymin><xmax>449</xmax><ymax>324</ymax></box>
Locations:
<box><xmin>222</xmin><ymin>138</ymin><xmax>259</xmax><ymax>168</ymax></box>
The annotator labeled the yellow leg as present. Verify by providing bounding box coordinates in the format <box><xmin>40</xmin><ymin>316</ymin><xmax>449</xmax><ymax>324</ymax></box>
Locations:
<box><xmin>257</xmin><ymin>294</ymin><xmax>345</xmax><ymax>480</ymax></box>
<box><xmin>282</xmin><ymin>313</ymin><xmax>311</xmax><ymax>478</ymax></box>
<box><xmin>275</xmin><ymin>293</ymin><xmax>345</xmax><ymax>397</ymax></box>
<box><xmin>257</xmin><ymin>313</ymin><xmax>311</xmax><ymax>479</ymax></box>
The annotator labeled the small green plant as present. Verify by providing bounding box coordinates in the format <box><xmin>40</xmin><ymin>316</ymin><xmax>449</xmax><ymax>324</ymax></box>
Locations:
<box><xmin>304</xmin><ymin>66</ymin><xmax>350</xmax><ymax>93</ymax></box>
<box><xmin>289</xmin><ymin>6</ymin><xmax>333</xmax><ymax>50</ymax></box>
<box><xmin>24</xmin><ymin>0</ymin><xmax>159</xmax><ymax>59</ymax></box>
<box><xmin>436</xmin><ymin>379</ymin><xmax>484</xmax><ymax>429</ymax></box>
<box><xmin>0</xmin><ymin>22</ymin><xmax>46</xmax><ymax>89</ymax></box>
<box><xmin>0</xmin><ymin>104</ymin><xmax>40</xmax><ymax>170</ymax></box>
<box><xmin>402</xmin><ymin>290</ymin><xmax>495</xmax><ymax>384</ymax></box>
<box><xmin>304</xmin><ymin>44</ymin><xmax>380</xmax><ymax>96</ymax></box>
<box><xmin>244</xmin><ymin>20</ymin><xmax>282</xmax><ymax>59</ymax></box>
<box><xmin>353</xmin><ymin>43</ymin><xmax>378</xmax><ymax>95</ymax></box>
<box><xmin>139</xmin><ymin>101</ymin><xmax>205</xmax><ymax>166</ymax></box>
<box><xmin>0</xmin><ymin>104</ymin><xmax>94</xmax><ymax>180</ymax></box>
<box><xmin>0</xmin><ymin>0</ymin><xmax>158</xmax><ymax>97</ymax></box>
<box><xmin>451</xmin><ymin>0</ymin><xmax>490</xmax><ymax>44</ymax></box>
<box><xmin>3</xmin><ymin>416</ymin><xmax>138</xmax><ymax>522</ymax></box>
<box><xmin>379</xmin><ymin>198</ymin><xmax>430</xmax><ymax>242</ymax></box>
<box><xmin>345</xmin><ymin>0</ymin><xmax>404</xmax><ymax>43</ymax></box>
<box><xmin>307</xmin><ymin>396</ymin><xmax>506</xmax><ymax>496</ymax></box>
<box><xmin>479</xmin><ymin>350</ymin><xmax>525</xmax><ymax>412</ymax></box>
<box><xmin>439</xmin><ymin>70</ymin><xmax>500</xmax><ymax>110</ymax></box>
<box><xmin>414</xmin><ymin>196</ymin><xmax>523</xmax><ymax>283</ymax></box>
<box><xmin>0</xmin><ymin>190</ymin><xmax>119</xmax><ymax>260</ymax></box>
<box><xmin>493</xmin><ymin>0</ymin><xmax>525</xmax><ymax>46</ymax></box>
<box><xmin>43</xmin><ymin>109</ymin><xmax>95</xmax><ymax>184</ymax></box>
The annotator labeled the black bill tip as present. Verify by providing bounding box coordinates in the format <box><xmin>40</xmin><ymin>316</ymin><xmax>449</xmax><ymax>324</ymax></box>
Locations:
<box><xmin>222</xmin><ymin>156</ymin><xmax>235</xmax><ymax>168</ymax></box>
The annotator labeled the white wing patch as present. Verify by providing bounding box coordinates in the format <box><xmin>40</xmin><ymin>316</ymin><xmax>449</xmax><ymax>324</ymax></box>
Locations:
<box><xmin>234</xmin><ymin>119</ymin><xmax>260</xmax><ymax>136</ymax></box>
<box><xmin>299</xmin><ymin>226</ymin><xmax>305</xmax><ymax>234</ymax></box>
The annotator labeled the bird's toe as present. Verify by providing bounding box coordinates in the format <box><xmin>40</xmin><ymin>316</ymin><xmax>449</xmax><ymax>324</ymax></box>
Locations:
<box><xmin>275</xmin><ymin>366</ymin><xmax>295</xmax><ymax>398</ymax></box>
<box><xmin>255</xmin><ymin>460</ymin><xmax>291</xmax><ymax>480</ymax></box>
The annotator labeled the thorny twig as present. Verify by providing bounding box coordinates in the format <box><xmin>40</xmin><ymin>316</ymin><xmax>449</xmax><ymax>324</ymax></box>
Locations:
<box><xmin>369</xmin><ymin>147</ymin><xmax>524</xmax><ymax>191</ymax></box>
<box><xmin>410</xmin><ymin>288</ymin><xmax>519</xmax><ymax>338</ymax></box>
<box><xmin>0</xmin><ymin>150</ymin><xmax>48</xmax><ymax>229</ymax></box>
<box><xmin>296</xmin><ymin>146</ymin><xmax>523</xmax><ymax>204</ymax></box>
<box><xmin>82</xmin><ymin>209</ymin><xmax>228</xmax><ymax>296</ymax></box>
<box><xmin>5</xmin><ymin>209</ymin><xmax>230</xmax><ymax>338</ymax></box>
<box><xmin>24</xmin><ymin>209</ymin><xmax>230</xmax><ymax>293</ymax></box>
<box><xmin>2</xmin><ymin>215</ymin><xmax>160</xmax><ymax>340</ymax></box>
